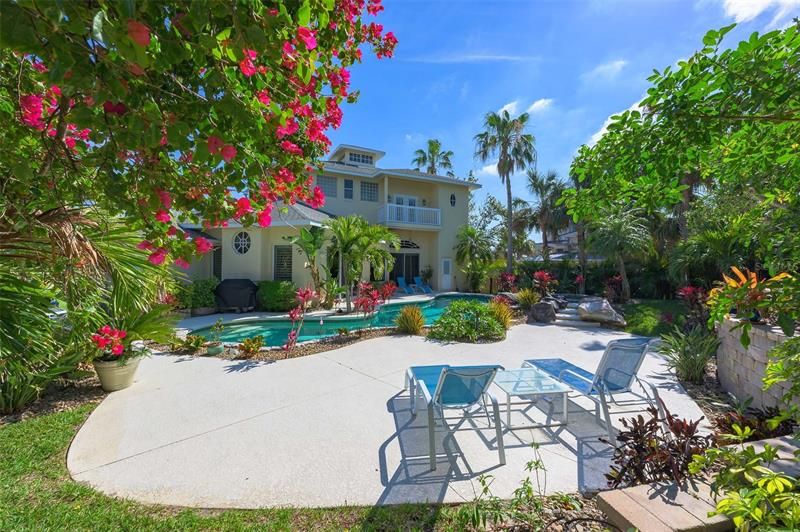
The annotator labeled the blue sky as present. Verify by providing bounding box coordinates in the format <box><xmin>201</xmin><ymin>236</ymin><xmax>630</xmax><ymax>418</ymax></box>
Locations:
<box><xmin>328</xmin><ymin>0</ymin><xmax>798</xmax><ymax>218</ymax></box>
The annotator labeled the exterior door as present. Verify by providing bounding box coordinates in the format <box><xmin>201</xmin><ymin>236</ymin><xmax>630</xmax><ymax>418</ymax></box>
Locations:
<box><xmin>441</xmin><ymin>258</ymin><xmax>452</xmax><ymax>290</ymax></box>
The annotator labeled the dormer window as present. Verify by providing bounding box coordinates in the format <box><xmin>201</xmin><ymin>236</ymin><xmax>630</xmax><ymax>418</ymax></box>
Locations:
<box><xmin>348</xmin><ymin>152</ymin><xmax>373</xmax><ymax>165</ymax></box>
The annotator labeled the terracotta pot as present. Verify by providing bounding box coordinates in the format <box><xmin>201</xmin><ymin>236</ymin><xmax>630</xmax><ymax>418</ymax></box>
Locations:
<box><xmin>191</xmin><ymin>306</ymin><xmax>216</xmax><ymax>316</ymax></box>
<box><xmin>205</xmin><ymin>343</ymin><xmax>224</xmax><ymax>356</ymax></box>
<box><xmin>93</xmin><ymin>357</ymin><xmax>141</xmax><ymax>392</ymax></box>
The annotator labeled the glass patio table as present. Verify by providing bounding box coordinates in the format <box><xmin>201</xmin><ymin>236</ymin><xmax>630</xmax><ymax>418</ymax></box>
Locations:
<box><xmin>492</xmin><ymin>367</ymin><xmax>572</xmax><ymax>430</ymax></box>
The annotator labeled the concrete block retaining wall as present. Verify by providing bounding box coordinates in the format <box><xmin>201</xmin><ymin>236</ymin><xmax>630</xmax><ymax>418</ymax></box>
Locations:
<box><xmin>716</xmin><ymin>319</ymin><xmax>793</xmax><ymax>409</ymax></box>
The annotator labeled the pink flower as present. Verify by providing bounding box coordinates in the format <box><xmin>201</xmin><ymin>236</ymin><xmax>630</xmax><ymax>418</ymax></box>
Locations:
<box><xmin>207</xmin><ymin>135</ymin><xmax>224</xmax><ymax>154</ymax></box>
<box><xmin>174</xmin><ymin>257</ymin><xmax>190</xmax><ymax>269</ymax></box>
<box><xmin>308</xmin><ymin>185</ymin><xmax>325</xmax><ymax>208</ymax></box>
<box><xmin>20</xmin><ymin>94</ymin><xmax>45</xmax><ymax>130</ymax></box>
<box><xmin>157</xmin><ymin>189</ymin><xmax>172</xmax><ymax>209</ymax></box>
<box><xmin>194</xmin><ymin>236</ymin><xmax>213</xmax><ymax>254</ymax></box>
<box><xmin>221</xmin><ymin>144</ymin><xmax>237</xmax><ymax>162</ymax></box>
<box><xmin>111</xmin><ymin>343</ymin><xmax>125</xmax><ymax>356</ymax></box>
<box><xmin>296</xmin><ymin>287</ymin><xmax>316</xmax><ymax>304</ymax></box>
<box><xmin>282</xmin><ymin>41</ymin><xmax>295</xmax><ymax>57</ymax></box>
<box><xmin>103</xmin><ymin>101</ymin><xmax>127</xmax><ymax>115</ymax></box>
<box><xmin>167</xmin><ymin>226</ymin><xmax>178</xmax><ymax>237</ymax></box>
<box><xmin>256</xmin><ymin>89</ymin><xmax>271</xmax><ymax>106</ymax></box>
<box><xmin>148</xmin><ymin>247</ymin><xmax>168</xmax><ymax>265</ymax></box>
<box><xmin>367</xmin><ymin>0</ymin><xmax>384</xmax><ymax>15</ymax></box>
<box><xmin>296</xmin><ymin>27</ymin><xmax>317</xmax><ymax>50</ymax></box>
<box><xmin>154</xmin><ymin>210</ymin><xmax>171</xmax><ymax>223</ymax></box>
<box><xmin>280</xmin><ymin>140</ymin><xmax>303</xmax><ymax>156</ymax></box>
<box><xmin>276</xmin><ymin>118</ymin><xmax>299</xmax><ymax>138</ymax></box>
<box><xmin>31</xmin><ymin>60</ymin><xmax>48</xmax><ymax>73</ymax></box>
<box><xmin>258</xmin><ymin>207</ymin><xmax>272</xmax><ymax>227</ymax></box>
<box><xmin>137</xmin><ymin>240</ymin><xmax>154</xmax><ymax>250</ymax></box>
<box><xmin>239</xmin><ymin>49</ymin><xmax>258</xmax><ymax>77</ymax></box>
<box><xmin>235</xmin><ymin>197</ymin><xmax>253</xmax><ymax>218</ymax></box>
<box><xmin>127</xmin><ymin>20</ymin><xmax>151</xmax><ymax>47</ymax></box>
<box><xmin>288</xmin><ymin>306</ymin><xmax>303</xmax><ymax>322</ymax></box>
<box><xmin>100</xmin><ymin>325</ymin><xmax>112</xmax><ymax>335</ymax></box>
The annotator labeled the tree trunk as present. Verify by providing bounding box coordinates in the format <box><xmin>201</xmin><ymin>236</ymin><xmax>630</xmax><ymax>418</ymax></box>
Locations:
<box><xmin>540</xmin><ymin>223</ymin><xmax>550</xmax><ymax>261</ymax></box>
<box><xmin>505</xmin><ymin>176</ymin><xmax>513</xmax><ymax>273</ymax></box>
<box><xmin>617</xmin><ymin>254</ymin><xmax>631</xmax><ymax>303</ymax></box>
<box><xmin>577</xmin><ymin>222</ymin><xmax>587</xmax><ymax>295</ymax></box>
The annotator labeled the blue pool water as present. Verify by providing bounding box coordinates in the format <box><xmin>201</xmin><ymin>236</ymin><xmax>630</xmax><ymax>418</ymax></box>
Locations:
<box><xmin>193</xmin><ymin>293</ymin><xmax>491</xmax><ymax>347</ymax></box>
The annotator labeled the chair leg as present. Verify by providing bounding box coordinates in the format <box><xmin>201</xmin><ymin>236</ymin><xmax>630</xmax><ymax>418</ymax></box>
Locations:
<box><xmin>597</xmin><ymin>386</ymin><xmax>616</xmax><ymax>443</ymax></box>
<box><xmin>427</xmin><ymin>404</ymin><xmax>437</xmax><ymax>470</ymax></box>
<box><xmin>487</xmin><ymin>393</ymin><xmax>506</xmax><ymax>466</ymax></box>
<box><xmin>409</xmin><ymin>378</ymin><xmax>417</xmax><ymax>417</ymax></box>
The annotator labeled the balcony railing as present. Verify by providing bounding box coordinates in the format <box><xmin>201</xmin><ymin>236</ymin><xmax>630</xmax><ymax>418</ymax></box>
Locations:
<box><xmin>378</xmin><ymin>204</ymin><xmax>441</xmax><ymax>227</ymax></box>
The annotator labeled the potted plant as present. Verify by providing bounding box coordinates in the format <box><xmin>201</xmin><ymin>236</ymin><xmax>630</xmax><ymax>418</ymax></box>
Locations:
<box><xmin>91</xmin><ymin>325</ymin><xmax>147</xmax><ymax>392</ymax></box>
<box><xmin>190</xmin><ymin>278</ymin><xmax>219</xmax><ymax>316</ymax></box>
<box><xmin>205</xmin><ymin>318</ymin><xmax>225</xmax><ymax>355</ymax></box>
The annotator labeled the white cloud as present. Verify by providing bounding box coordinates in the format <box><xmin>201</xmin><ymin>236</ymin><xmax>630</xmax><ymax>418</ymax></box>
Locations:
<box><xmin>478</xmin><ymin>162</ymin><xmax>499</xmax><ymax>177</ymax></box>
<box><xmin>583</xmin><ymin>59</ymin><xmax>628</xmax><ymax>81</ymax></box>
<box><xmin>589</xmin><ymin>100</ymin><xmax>642</xmax><ymax>145</ymax></box>
<box><xmin>719</xmin><ymin>0</ymin><xmax>800</xmax><ymax>23</ymax></box>
<box><xmin>498</xmin><ymin>100</ymin><xmax>519</xmax><ymax>115</ymax></box>
<box><xmin>526</xmin><ymin>98</ymin><xmax>554</xmax><ymax>114</ymax></box>
<box><xmin>406</xmin><ymin>53</ymin><xmax>540</xmax><ymax>64</ymax></box>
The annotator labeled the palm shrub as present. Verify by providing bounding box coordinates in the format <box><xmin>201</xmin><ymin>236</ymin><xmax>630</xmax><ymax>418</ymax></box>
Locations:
<box><xmin>658</xmin><ymin>326</ymin><xmax>720</xmax><ymax>384</ymax></box>
<box><xmin>516</xmin><ymin>288</ymin><xmax>540</xmax><ymax>310</ymax></box>
<box><xmin>429</xmin><ymin>300</ymin><xmax>505</xmax><ymax>343</ymax></box>
<box><xmin>396</xmin><ymin>305</ymin><xmax>424</xmax><ymax>335</ymax></box>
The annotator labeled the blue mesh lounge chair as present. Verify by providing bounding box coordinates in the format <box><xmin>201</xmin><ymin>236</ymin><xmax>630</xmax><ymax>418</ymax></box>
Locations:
<box><xmin>396</xmin><ymin>276</ymin><xmax>417</xmax><ymax>295</ymax></box>
<box><xmin>405</xmin><ymin>364</ymin><xmax>505</xmax><ymax>470</ymax></box>
<box><xmin>413</xmin><ymin>276</ymin><xmax>434</xmax><ymax>294</ymax></box>
<box><xmin>523</xmin><ymin>338</ymin><xmax>662</xmax><ymax>442</ymax></box>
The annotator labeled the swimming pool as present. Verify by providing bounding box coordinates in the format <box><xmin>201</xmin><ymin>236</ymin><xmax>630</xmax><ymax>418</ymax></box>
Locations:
<box><xmin>193</xmin><ymin>293</ymin><xmax>491</xmax><ymax>347</ymax></box>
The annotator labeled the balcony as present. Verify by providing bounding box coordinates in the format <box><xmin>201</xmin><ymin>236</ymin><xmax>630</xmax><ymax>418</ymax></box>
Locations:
<box><xmin>378</xmin><ymin>204</ymin><xmax>441</xmax><ymax>227</ymax></box>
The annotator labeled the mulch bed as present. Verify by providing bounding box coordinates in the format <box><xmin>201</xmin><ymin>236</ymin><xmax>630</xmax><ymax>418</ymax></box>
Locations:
<box><xmin>0</xmin><ymin>370</ymin><xmax>105</xmax><ymax>425</ymax></box>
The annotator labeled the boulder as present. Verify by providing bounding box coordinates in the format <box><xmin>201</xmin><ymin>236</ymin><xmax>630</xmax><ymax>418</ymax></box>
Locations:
<box><xmin>529</xmin><ymin>301</ymin><xmax>557</xmax><ymax>323</ymax></box>
<box><xmin>578</xmin><ymin>298</ymin><xmax>626</xmax><ymax>326</ymax></box>
<box><xmin>543</xmin><ymin>295</ymin><xmax>568</xmax><ymax>310</ymax></box>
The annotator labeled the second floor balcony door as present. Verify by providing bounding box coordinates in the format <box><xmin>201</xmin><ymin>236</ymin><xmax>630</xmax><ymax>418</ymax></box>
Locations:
<box><xmin>394</xmin><ymin>195</ymin><xmax>417</xmax><ymax>224</ymax></box>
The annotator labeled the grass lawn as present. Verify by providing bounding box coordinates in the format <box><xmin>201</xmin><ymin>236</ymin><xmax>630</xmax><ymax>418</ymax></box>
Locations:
<box><xmin>0</xmin><ymin>404</ymin><xmax>443</xmax><ymax>531</ymax></box>
<box><xmin>621</xmin><ymin>299</ymin><xmax>687</xmax><ymax>337</ymax></box>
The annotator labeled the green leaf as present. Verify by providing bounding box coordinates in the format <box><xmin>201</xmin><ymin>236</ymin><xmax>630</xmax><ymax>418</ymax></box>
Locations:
<box><xmin>216</xmin><ymin>27</ymin><xmax>231</xmax><ymax>42</ymax></box>
<box><xmin>92</xmin><ymin>10</ymin><xmax>106</xmax><ymax>43</ymax></box>
<box><xmin>776</xmin><ymin>313</ymin><xmax>795</xmax><ymax>337</ymax></box>
<box><xmin>297</xmin><ymin>1</ymin><xmax>311</xmax><ymax>26</ymax></box>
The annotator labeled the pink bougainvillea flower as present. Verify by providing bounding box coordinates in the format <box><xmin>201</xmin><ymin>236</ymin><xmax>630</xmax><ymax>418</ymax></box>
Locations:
<box><xmin>148</xmin><ymin>247</ymin><xmax>168</xmax><ymax>265</ymax></box>
<box><xmin>235</xmin><ymin>197</ymin><xmax>253</xmax><ymax>218</ymax></box>
<box><xmin>220</xmin><ymin>144</ymin><xmax>237</xmax><ymax>162</ymax></box>
<box><xmin>31</xmin><ymin>60</ymin><xmax>48</xmax><ymax>73</ymax></box>
<box><xmin>194</xmin><ymin>236</ymin><xmax>213</xmax><ymax>254</ymax></box>
<box><xmin>239</xmin><ymin>49</ymin><xmax>258</xmax><ymax>77</ymax></box>
<box><xmin>127</xmin><ymin>19</ymin><xmax>152</xmax><ymax>47</ymax></box>
<box><xmin>137</xmin><ymin>240</ymin><xmax>154</xmax><ymax>250</ymax></box>
<box><xmin>282</xmin><ymin>41</ymin><xmax>295</xmax><ymax>57</ymax></box>
<box><xmin>174</xmin><ymin>257</ymin><xmax>190</xmax><ymax>269</ymax></box>
<box><xmin>103</xmin><ymin>101</ymin><xmax>128</xmax><ymax>116</ymax></box>
<box><xmin>256</xmin><ymin>89</ymin><xmax>271</xmax><ymax>106</ymax></box>
<box><xmin>276</xmin><ymin>118</ymin><xmax>299</xmax><ymax>138</ymax></box>
<box><xmin>308</xmin><ymin>185</ymin><xmax>325</xmax><ymax>208</ymax></box>
<box><xmin>207</xmin><ymin>135</ymin><xmax>224</xmax><ymax>154</ymax></box>
<box><xmin>20</xmin><ymin>94</ymin><xmax>45</xmax><ymax>130</ymax></box>
<box><xmin>154</xmin><ymin>209</ymin><xmax>171</xmax><ymax>223</ymax></box>
<box><xmin>166</xmin><ymin>226</ymin><xmax>178</xmax><ymax>237</ymax></box>
<box><xmin>157</xmin><ymin>189</ymin><xmax>172</xmax><ymax>209</ymax></box>
<box><xmin>280</xmin><ymin>140</ymin><xmax>303</xmax><ymax>156</ymax></box>
<box><xmin>296</xmin><ymin>27</ymin><xmax>317</xmax><ymax>50</ymax></box>
<box><xmin>258</xmin><ymin>207</ymin><xmax>272</xmax><ymax>227</ymax></box>
<box><xmin>367</xmin><ymin>0</ymin><xmax>384</xmax><ymax>15</ymax></box>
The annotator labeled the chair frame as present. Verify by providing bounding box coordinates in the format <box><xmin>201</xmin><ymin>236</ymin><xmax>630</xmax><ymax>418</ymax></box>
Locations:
<box><xmin>405</xmin><ymin>365</ymin><xmax>506</xmax><ymax>470</ymax></box>
<box><xmin>413</xmin><ymin>276</ymin><xmax>434</xmax><ymax>294</ymax></box>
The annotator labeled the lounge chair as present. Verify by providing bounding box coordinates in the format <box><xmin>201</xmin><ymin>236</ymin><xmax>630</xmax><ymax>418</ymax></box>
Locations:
<box><xmin>523</xmin><ymin>338</ymin><xmax>662</xmax><ymax>442</ymax></box>
<box><xmin>396</xmin><ymin>276</ymin><xmax>416</xmax><ymax>295</ymax></box>
<box><xmin>413</xmin><ymin>276</ymin><xmax>433</xmax><ymax>294</ymax></box>
<box><xmin>405</xmin><ymin>364</ymin><xmax>505</xmax><ymax>470</ymax></box>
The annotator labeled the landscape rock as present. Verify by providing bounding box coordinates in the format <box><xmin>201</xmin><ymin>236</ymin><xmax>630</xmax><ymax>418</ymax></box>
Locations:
<box><xmin>529</xmin><ymin>301</ymin><xmax>558</xmax><ymax>323</ymax></box>
<box><xmin>578</xmin><ymin>298</ymin><xmax>626</xmax><ymax>326</ymax></box>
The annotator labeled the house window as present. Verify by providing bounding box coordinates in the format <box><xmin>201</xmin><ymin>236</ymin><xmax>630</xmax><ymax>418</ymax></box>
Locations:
<box><xmin>274</xmin><ymin>245</ymin><xmax>293</xmax><ymax>281</ymax></box>
<box><xmin>361</xmin><ymin>181</ymin><xmax>378</xmax><ymax>202</ymax></box>
<box><xmin>348</xmin><ymin>152</ymin><xmax>373</xmax><ymax>165</ymax></box>
<box><xmin>317</xmin><ymin>175</ymin><xmax>337</xmax><ymax>198</ymax></box>
<box><xmin>450</xmin><ymin>193</ymin><xmax>456</xmax><ymax>206</ymax></box>
<box><xmin>232</xmin><ymin>231</ymin><xmax>251</xmax><ymax>255</ymax></box>
<box><xmin>344</xmin><ymin>179</ymin><xmax>354</xmax><ymax>200</ymax></box>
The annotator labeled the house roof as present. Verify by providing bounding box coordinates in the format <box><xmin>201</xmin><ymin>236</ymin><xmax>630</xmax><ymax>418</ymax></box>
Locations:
<box><xmin>180</xmin><ymin>202</ymin><xmax>331</xmax><ymax>231</ymax></box>
<box><xmin>329</xmin><ymin>144</ymin><xmax>386</xmax><ymax>162</ymax></box>
<box><xmin>321</xmin><ymin>161</ymin><xmax>482</xmax><ymax>190</ymax></box>
<box><xmin>182</xmin><ymin>228</ymin><xmax>221</xmax><ymax>246</ymax></box>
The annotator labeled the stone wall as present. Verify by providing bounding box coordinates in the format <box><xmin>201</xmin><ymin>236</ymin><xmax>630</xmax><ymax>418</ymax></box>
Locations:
<box><xmin>716</xmin><ymin>319</ymin><xmax>792</xmax><ymax>409</ymax></box>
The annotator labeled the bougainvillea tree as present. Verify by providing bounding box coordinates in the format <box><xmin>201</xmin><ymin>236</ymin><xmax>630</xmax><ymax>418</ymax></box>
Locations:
<box><xmin>0</xmin><ymin>0</ymin><xmax>396</xmax><ymax>267</ymax></box>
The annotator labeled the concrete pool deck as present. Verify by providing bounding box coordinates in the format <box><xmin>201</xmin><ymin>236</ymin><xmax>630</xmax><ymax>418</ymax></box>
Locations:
<box><xmin>67</xmin><ymin>323</ymin><xmax>707</xmax><ymax>509</ymax></box>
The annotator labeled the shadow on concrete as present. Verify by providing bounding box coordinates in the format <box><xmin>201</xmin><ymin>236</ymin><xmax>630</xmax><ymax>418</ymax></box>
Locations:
<box><xmin>223</xmin><ymin>359</ymin><xmax>275</xmax><ymax>373</ymax></box>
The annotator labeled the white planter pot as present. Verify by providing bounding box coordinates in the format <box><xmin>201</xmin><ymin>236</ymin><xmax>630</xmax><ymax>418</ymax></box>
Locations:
<box><xmin>93</xmin><ymin>357</ymin><xmax>141</xmax><ymax>392</ymax></box>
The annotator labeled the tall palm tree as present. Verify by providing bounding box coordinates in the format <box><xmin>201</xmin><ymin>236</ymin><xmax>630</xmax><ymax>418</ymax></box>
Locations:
<box><xmin>474</xmin><ymin>110</ymin><xmax>536</xmax><ymax>273</ymax></box>
<box><xmin>588</xmin><ymin>207</ymin><xmax>652</xmax><ymax>302</ymax></box>
<box><xmin>527</xmin><ymin>170</ymin><xmax>567</xmax><ymax>261</ymax></box>
<box><xmin>411</xmin><ymin>139</ymin><xmax>455</xmax><ymax>176</ymax></box>
<box><xmin>324</xmin><ymin>215</ymin><xmax>399</xmax><ymax>312</ymax></box>
<box><xmin>455</xmin><ymin>225</ymin><xmax>493</xmax><ymax>267</ymax></box>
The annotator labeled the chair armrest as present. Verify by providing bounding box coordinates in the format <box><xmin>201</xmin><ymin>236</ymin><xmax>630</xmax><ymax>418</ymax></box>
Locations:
<box><xmin>417</xmin><ymin>379</ymin><xmax>433</xmax><ymax>405</ymax></box>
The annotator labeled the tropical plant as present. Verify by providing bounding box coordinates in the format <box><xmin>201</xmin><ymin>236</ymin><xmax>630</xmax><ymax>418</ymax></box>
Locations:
<box><xmin>658</xmin><ymin>326</ymin><xmax>719</xmax><ymax>384</ymax></box>
<box><xmin>353</xmin><ymin>282</ymin><xmax>381</xmax><ymax>316</ymax></box>
<box><xmin>428</xmin><ymin>300</ymin><xmax>505</xmax><ymax>343</ymax></box>
<box><xmin>284</xmin><ymin>287</ymin><xmax>315</xmax><ymax>351</ymax></box>
<box><xmin>208</xmin><ymin>319</ymin><xmax>225</xmax><ymax>347</ymax></box>
<box><xmin>190</xmin><ymin>278</ymin><xmax>219</xmax><ymax>309</ymax></box>
<box><xmin>516</xmin><ymin>288</ymin><xmax>540</xmax><ymax>310</ymax></box>
<box><xmin>175</xmin><ymin>334</ymin><xmax>205</xmax><ymax>353</ymax></box>
<box><xmin>713</xmin><ymin>402</ymin><xmax>795</xmax><ymax>443</ymax></box>
<box><xmin>411</xmin><ymin>138</ymin><xmax>455</xmax><ymax>176</ymax></box>
<box><xmin>420</xmin><ymin>265</ymin><xmax>433</xmax><ymax>285</ymax></box>
<box><xmin>588</xmin><ymin>207</ymin><xmax>652</xmax><ymax>302</ymax></box>
<box><xmin>498</xmin><ymin>272</ymin><xmax>517</xmax><ymax>292</ymax></box>
<box><xmin>675</xmin><ymin>285</ymin><xmax>709</xmax><ymax>331</ymax></box>
<box><xmin>455</xmin><ymin>225</ymin><xmax>493</xmax><ymax>266</ymax></box>
<box><xmin>488</xmin><ymin>300</ymin><xmax>512</xmax><ymax>330</ymax></box>
<box><xmin>532</xmin><ymin>270</ymin><xmax>557</xmax><ymax>297</ymax></box>
<box><xmin>379</xmin><ymin>281</ymin><xmax>397</xmax><ymax>303</ymax></box>
<box><xmin>462</xmin><ymin>262</ymin><xmax>490</xmax><ymax>293</ymax></box>
<box><xmin>527</xmin><ymin>170</ymin><xmax>568</xmax><ymax>260</ymax></box>
<box><xmin>325</xmin><ymin>215</ymin><xmax>399</xmax><ymax>312</ymax></box>
<box><xmin>239</xmin><ymin>336</ymin><xmax>264</xmax><ymax>358</ymax></box>
<box><xmin>764</xmin><ymin>336</ymin><xmax>800</xmax><ymax>424</ymax></box>
<box><xmin>257</xmin><ymin>281</ymin><xmax>297</xmax><ymax>312</ymax></box>
<box><xmin>396</xmin><ymin>305</ymin><xmax>425</xmax><ymax>335</ymax></box>
<box><xmin>318</xmin><ymin>274</ymin><xmax>341</xmax><ymax>310</ymax></box>
<box><xmin>474</xmin><ymin>110</ymin><xmax>537</xmax><ymax>272</ymax></box>
<box><xmin>284</xmin><ymin>226</ymin><xmax>328</xmax><ymax>303</ymax></box>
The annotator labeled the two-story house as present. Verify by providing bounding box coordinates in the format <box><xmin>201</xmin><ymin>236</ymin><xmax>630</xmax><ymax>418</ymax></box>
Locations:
<box><xmin>183</xmin><ymin>145</ymin><xmax>480</xmax><ymax>291</ymax></box>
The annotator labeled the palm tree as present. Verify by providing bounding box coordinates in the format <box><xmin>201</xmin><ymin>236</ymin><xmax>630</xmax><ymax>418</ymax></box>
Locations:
<box><xmin>588</xmin><ymin>208</ymin><xmax>652</xmax><ymax>302</ymax></box>
<box><xmin>411</xmin><ymin>139</ymin><xmax>455</xmax><ymax>176</ymax></box>
<box><xmin>527</xmin><ymin>169</ymin><xmax>567</xmax><ymax>261</ymax></box>
<box><xmin>324</xmin><ymin>215</ymin><xmax>399</xmax><ymax>312</ymax></box>
<box><xmin>455</xmin><ymin>225</ymin><xmax>493</xmax><ymax>266</ymax></box>
<box><xmin>284</xmin><ymin>226</ymin><xmax>327</xmax><ymax>299</ymax></box>
<box><xmin>474</xmin><ymin>110</ymin><xmax>537</xmax><ymax>273</ymax></box>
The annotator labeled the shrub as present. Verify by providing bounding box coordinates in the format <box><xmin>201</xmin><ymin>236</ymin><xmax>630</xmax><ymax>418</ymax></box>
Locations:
<box><xmin>498</xmin><ymin>272</ymin><xmax>517</xmax><ymax>292</ymax></box>
<box><xmin>429</xmin><ymin>300</ymin><xmax>505</xmax><ymax>343</ymax></box>
<box><xmin>173</xmin><ymin>283</ymin><xmax>193</xmax><ymax>309</ymax></box>
<box><xmin>488</xmin><ymin>300</ymin><xmax>512</xmax><ymax>330</ymax></box>
<box><xmin>257</xmin><ymin>281</ymin><xmax>297</xmax><ymax>311</ymax></box>
<box><xmin>658</xmin><ymin>326</ymin><xmax>719</xmax><ymax>384</ymax></box>
<box><xmin>239</xmin><ymin>335</ymin><xmax>264</xmax><ymax>358</ymax></box>
<box><xmin>713</xmin><ymin>403</ymin><xmax>795</xmax><ymax>443</ymax></box>
<box><xmin>396</xmin><ymin>305</ymin><xmax>425</xmax><ymax>335</ymax></box>
<box><xmin>190</xmin><ymin>278</ymin><xmax>219</xmax><ymax>309</ymax></box>
<box><xmin>179</xmin><ymin>335</ymin><xmax>205</xmax><ymax>352</ymax></box>
<box><xmin>516</xmin><ymin>288</ymin><xmax>540</xmax><ymax>310</ymax></box>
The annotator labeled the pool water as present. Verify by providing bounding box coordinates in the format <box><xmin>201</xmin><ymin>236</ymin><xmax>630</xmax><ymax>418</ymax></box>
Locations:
<box><xmin>193</xmin><ymin>293</ymin><xmax>491</xmax><ymax>347</ymax></box>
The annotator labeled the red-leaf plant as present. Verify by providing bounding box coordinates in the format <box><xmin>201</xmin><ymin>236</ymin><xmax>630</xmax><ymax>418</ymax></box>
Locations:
<box><xmin>283</xmin><ymin>287</ymin><xmax>316</xmax><ymax>351</ymax></box>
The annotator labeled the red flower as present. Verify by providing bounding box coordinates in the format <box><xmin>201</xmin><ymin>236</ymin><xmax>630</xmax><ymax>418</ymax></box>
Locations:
<box><xmin>148</xmin><ymin>247</ymin><xmax>168</xmax><ymax>265</ymax></box>
<box><xmin>258</xmin><ymin>207</ymin><xmax>272</xmax><ymax>228</ymax></box>
<box><xmin>239</xmin><ymin>49</ymin><xmax>258</xmax><ymax>77</ymax></box>
<box><xmin>308</xmin><ymin>185</ymin><xmax>325</xmax><ymax>208</ymax></box>
<box><xmin>296</xmin><ymin>27</ymin><xmax>317</xmax><ymax>50</ymax></box>
<box><xmin>127</xmin><ymin>19</ymin><xmax>152</xmax><ymax>47</ymax></box>
<box><xmin>288</xmin><ymin>306</ymin><xmax>303</xmax><ymax>322</ymax></box>
<box><xmin>276</xmin><ymin>118</ymin><xmax>299</xmax><ymax>138</ymax></box>
<box><xmin>221</xmin><ymin>144</ymin><xmax>237</xmax><ymax>162</ymax></box>
<box><xmin>367</xmin><ymin>0</ymin><xmax>384</xmax><ymax>15</ymax></box>
<box><xmin>280</xmin><ymin>140</ymin><xmax>303</xmax><ymax>156</ymax></box>
<box><xmin>207</xmin><ymin>135</ymin><xmax>224</xmax><ymax>155</ymax></box>
<box><xmin>235</xmin><ymin>197</ymin><xmax>253</xmax><ymax>218</ymax></box>
<box><xmin>174</xmin><ymin>257</ymin><xmax>190</xmax><ymax>269</ymax></box>
<box><xmin>256</xmin><ymin>90</ymin><xmax>271</xmax><ymax>106</ymax></box>
<box><xmin>194</xmin><ymin>236</ymin><xmax>213</xmax><ymax>254</ymax></box>
<box><xmin>111</xmin><ymin>343</ymin><xmax>125</xmax><ymax>356</ymax></box>
<box><xmin>296</xmin><ymin>287</ymin><xmax>316</xmax><ymax>305</ymax></box>
<box><xmin>157</xmin><ymin>189</ymin><xmax>172</xmax><ymax>209</ymax></box>
<box><xmin>575</xmin><ymin>274</ymin><xmax>586</xmax><ymax>284</ymax></box>
<box><xmin>20</xmin><ymin>94</ymin><xmax>45</xmax><ymax>130</ymax></box>
<box><xmin>155</xmin><ymin>209</ymin><xmax>171</xmax><ymax>223</ymax></box>
<box><xmin>137</xmin><ymin>240</ymin><xmax>154</xmax><ymax>250</ymax></box>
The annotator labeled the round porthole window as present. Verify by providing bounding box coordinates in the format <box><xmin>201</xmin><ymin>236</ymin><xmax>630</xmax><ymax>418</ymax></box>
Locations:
<box><xmin>233</xmin><ymin>231</ymin><xmax>251</xmax><ymax>255</ymax></box>
<box><xmin>450</xmin><ymin>193</ymin><xmax>456</xmax><ymax>207</ymax></box>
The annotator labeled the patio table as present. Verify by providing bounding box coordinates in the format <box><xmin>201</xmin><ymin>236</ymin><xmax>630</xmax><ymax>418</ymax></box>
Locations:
<box><xmin>492</xmin><ymin>367</ymin><xmax>571</xmax><ymax>430</ymax></box>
